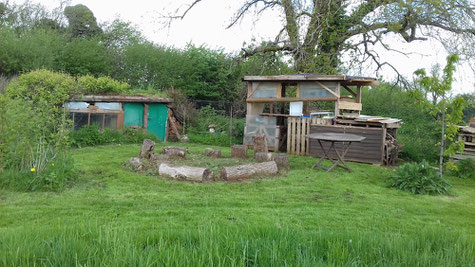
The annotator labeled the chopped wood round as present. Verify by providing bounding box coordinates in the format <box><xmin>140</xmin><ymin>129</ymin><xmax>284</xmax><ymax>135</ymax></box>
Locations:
<box><xmin>158</xmin><ymin>163</ymin><xmax>213</xmax><ymax>182</ymax></box>
<box><xmin>253</xmin><ymin>134</ymin><xmax>268</xmax><ymax>154</ymax></box>
<box><xmin>231</xmin><ymin>145</ymin><xmax>248</xmax><ymax>159</ymax></box>
<box><xmin>139</xmin><ymin>139</ymin><xmax>156</xmax><ymax>159</ymax></box>
<box><xmin>271</xmin><ymin>153</ymin><xmax>290</xmax><ymax>170</ymax></box>
<box><xmin>127</xmin><ymin>157</ymin><xmax>145</xmax><ymax>171</ymax></box>
<box><xmin>254</xmin><ymin>152</ymin><xmax>272</xmax><ymax>162</ymax></box>
<box><xmin>220</xmin><ymin>161</ymin><xmax>278</xmax><ymax>181</ymax></box>
<box><xmin>162</xmin><ymin>146</ymin><xmax>188</xmax><ymax>158</ymax></box>
<box><xmin>204</xmin><ymin>148</ymin><xmax>222</xmax><ymax>158</ymax></box>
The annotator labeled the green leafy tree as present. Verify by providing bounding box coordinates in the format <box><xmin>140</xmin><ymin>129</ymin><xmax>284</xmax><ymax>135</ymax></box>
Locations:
<box><xmin>64</xmin><ymin>4</ymin><xmax>102</xmax><ymax>38</ymax></box>
<box><xmin>411</xmin><ymin>54</ymin><xmax>466</xmax><ymax>177</ymax></box>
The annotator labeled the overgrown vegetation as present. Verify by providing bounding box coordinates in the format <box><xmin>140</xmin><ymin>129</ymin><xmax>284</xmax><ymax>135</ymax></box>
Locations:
<box><xmin>0</xmin><ymin>70</ymin><xmax>132</xmax><ymax>191</ymax></box>
<box><xmin>450</xmin><ymin>159</ymin><xmax>475</xmax><ymax>179</ymax></box>
<box><xmin>69</xmin><ymin>125</ymin><xmax>160</xmax><ymax>148</ymax></box>
<box><xmin>389</xmin><ymin>160</ymin><xmax>450</xmax><ymax>195</ymax></box>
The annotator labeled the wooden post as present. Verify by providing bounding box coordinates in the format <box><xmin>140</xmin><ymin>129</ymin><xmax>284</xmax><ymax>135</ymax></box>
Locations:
<box><xmin>287</xmin><ymin>118</ymin><xmax>291</xmax><ymax>153</ymax></box>
<box><xmin>301</xmin><ymin>118</ymin><xmax>306</xmax><ymax>155</ymax></box>
<box><xmin>296</xmin><ymin>117</ymin><xmax>301</xmax><ymax>155</ymax></box>
<box><xmin>143</xmin><ymin>103</ymin><xmax>149</xmax><ymax>129</ymax></box>
<box><xmin>334</xmin><ymin>82</ymin><xmax>341</xmax><ymax>117</ymax></box>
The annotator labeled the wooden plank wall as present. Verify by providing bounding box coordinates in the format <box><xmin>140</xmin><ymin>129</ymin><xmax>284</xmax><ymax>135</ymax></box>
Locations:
<box><xmin>308</xmin><ymin>125</ymin><xmax>384</xmax><ymax>164</ymax></box>
<box><xmin>287</xmin><ymin>117</ymin><xmax>311</xmax><ymax>155</ymax></box>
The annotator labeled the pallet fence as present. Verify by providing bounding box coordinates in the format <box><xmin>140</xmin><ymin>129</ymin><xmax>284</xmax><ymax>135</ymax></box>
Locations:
<box><xmin>287</xmin><ymin>117</ymin><xmax>311</xmax><ymax>155</ymax></box>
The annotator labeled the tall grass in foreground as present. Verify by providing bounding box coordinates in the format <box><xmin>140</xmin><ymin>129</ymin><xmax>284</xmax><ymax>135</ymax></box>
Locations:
<box><xmin>1</xmin><ymin>223</ymin><xmax>473</xmax><ymax>266</ymax></box>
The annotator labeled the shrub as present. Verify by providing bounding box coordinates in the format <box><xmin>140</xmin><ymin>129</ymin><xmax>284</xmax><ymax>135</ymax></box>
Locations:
<box><xmin>0</xmin><ymin>70</ymin><xmax>77</xmax><ymax>191</ymax></box>
<box><xmin>389</xmin><ymin>160</ymin><xmax>450</xmax><ymax>195</ymax></box>
<box><xmin>450</xmin><ymin>159</ymin><xmax>475</xmax><ymax>179</ymax></box>
<box><xmin>69</xmin><ymin>125</ymin><xmax>159</xmax><ymax>148</ymax></box>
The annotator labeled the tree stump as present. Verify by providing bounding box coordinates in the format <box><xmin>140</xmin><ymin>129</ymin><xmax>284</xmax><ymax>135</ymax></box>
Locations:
<box><xmin>204</xmin><ymin>148</ymin><xmax>222</xmax><ymax>158</ymax></box>
<box><xmin>271</xmin><ymin>153</ymin><xmax>290</xmax><ymax>170</ymax></box>
<box><xmin>220</xmin><ymin>161</ymin><xmax>278</xmax><ymax>181</ymax></box>
<box><xmin>253</xmin><ymin>134</ymin><xmax>268</xmax><ymax>154</ymax></box>
<box><xmin>158</xmin><ymin>163</ymin><xmax>213</xmax><ymax>182</ymax></box>
<box><xmin>231</xmin><ymin>145</ymin><xmax>248</xmax><ymax>158</ymax></box>
<box><xmin>162</xmin><ymin>146</ymin><xmax>187</xmax><ymax>158</ymax></box>
<box><xmin>254</xmin><ymin>152</ymin><xmax>272</xmax><ymax>162</ymax></box>
<box><xmin>139</xmin><ymin>139</ymin><xmax>155</xmax><ymax>159</ymax></box>
<box><xmin>127</xmin><ymin>157</ymin><xmax>145</xmax><ymax>171</ymax></box>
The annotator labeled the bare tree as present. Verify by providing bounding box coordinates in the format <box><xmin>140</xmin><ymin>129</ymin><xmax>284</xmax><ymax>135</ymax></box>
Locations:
<box><xmin>161</xmin><ymin>0</ymin><xmax>475</xmax><ymax>80</ymax></box>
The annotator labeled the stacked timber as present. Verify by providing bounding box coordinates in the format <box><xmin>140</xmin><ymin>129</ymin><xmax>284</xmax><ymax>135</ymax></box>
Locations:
<box><xmin>453</xmin><ymin>123</ymin><xmax>475</xmax><ymax>161</ymax></box>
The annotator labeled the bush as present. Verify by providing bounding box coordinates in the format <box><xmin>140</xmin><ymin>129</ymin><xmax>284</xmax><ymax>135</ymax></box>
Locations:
<box><xmin>389</xmin><ymin>160</ymin><xmax>450</xmax><ymax>195</ymax></box>
<box><xmin>362</xmin><ymin>83</ymin><xmax>439</xmax><ymax>162</ymax></box>
<box><xmin>450</xmin><ymin>159</ymin><xmax>475</xmax><ymax>179</ymax></box>
<box><xmin>69</xmin><ymin>125</ymin><xmax>160</xmax><ymax>148</ymax></box>
<box><xmin>0</xmin><ymin>70</ymin><xmax>79</xmax><ymax>191</ymax></box>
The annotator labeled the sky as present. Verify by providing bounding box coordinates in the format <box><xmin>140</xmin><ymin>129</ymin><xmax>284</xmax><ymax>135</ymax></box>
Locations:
<box><xmin>10</xmin><ymin>0</ymin><xmax>475</xmax><ymax>94</ymax></box>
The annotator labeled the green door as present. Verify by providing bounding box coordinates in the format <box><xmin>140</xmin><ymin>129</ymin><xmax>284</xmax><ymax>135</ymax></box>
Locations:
<box><xmin>147</xmin><ymin>104</ymin><xmax>168</xmax><ymax>141</ymax></box>
<box><xmin>124</xmin><ymin>103</ymin><xmax>144</xmax><ymax>127</ymax></box>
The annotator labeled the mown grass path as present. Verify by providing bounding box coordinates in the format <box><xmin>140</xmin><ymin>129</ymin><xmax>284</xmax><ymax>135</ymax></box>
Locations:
<box><xmin>1</xmin><ymin>143</ymin><xmax>474</xmax><ymax>266</ymax></box>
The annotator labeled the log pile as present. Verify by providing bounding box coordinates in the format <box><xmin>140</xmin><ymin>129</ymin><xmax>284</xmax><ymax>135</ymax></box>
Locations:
<box><xmin>220</xmin><ymin>161</ymin><xmax>278</xmax><ymax>181</ymax></box>
<box><xmin>158</xmin><ymin>163</ymin><xmax>213</xmax><ymax>182</ymax></box>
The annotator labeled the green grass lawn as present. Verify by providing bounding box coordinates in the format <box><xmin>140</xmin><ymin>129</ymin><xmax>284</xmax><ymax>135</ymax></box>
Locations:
<box><xmin>1</xmin><ymin>143</ymin><xmax>474</xmax><ymax>266</ymax></box>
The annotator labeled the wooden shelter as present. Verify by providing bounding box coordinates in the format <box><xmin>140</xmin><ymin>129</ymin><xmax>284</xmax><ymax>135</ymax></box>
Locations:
<box><xmin>67</xmin><ymin>95</ymin><xmax>174</xmax><ymax>141</ymax></box>
<box><xmin>242</xmin><ymin>74</ymin><xmax>402</xmax><ymax>165</ymax></box>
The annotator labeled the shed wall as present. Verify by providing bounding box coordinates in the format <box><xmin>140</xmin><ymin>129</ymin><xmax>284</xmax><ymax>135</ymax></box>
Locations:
<box><xmin>308</xmin><ymin>125</ymin><xmax>384</xmax><ymax>164</ymax></box>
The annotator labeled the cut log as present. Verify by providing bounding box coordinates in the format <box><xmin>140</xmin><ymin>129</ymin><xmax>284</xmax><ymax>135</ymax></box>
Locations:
<box><xmin>158</xmin><ymin>163</ymin><xmax>213</xmax><ymax>182</ymax></box>
<box><xmin>231</xmin><ymin>145</ymin><xmax>248</xmax><ymax>158</ymax></box>
<box><xmin>205</xmin><ymin>148</ymin><xmax>222</xmax><ymax>158</ymax></box>
<box><xmin>162</xmin><ymin>146</ymin><xmax>187</xmax><ymax>158</ymax></box>
<box><xmin>253</xmin><ymin>134</ymin><xmax>268</xmax><ymax>154</ymax></box>
<box><xmin>127</xmin><ymin>157</ymin><xmax>145</xmax><ymax>171</ymax></box>
<box><xmin>220</xmin><ymin>161</ymin><xmax>278</xmax><ymax>181</ymax></box>
<box><xmin>271</xmin><ymin>153</ymin><xmax>290</xmax><ymax>170</ymax></box>
<box><xmin>139</xmin><ymin>139</ymin><xmax>155</xmax><ymax>159</ymax></box>
<box><xmin>255</xmin><ymin>152</ymin><xmax>272</xmax><ymax>162</ymax></box>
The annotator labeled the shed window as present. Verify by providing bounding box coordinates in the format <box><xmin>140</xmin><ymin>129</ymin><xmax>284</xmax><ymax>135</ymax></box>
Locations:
<box><xmin>96</xmin><ymin>102</ymin><xmax>121</xmax><ymax>110</ymax></box>
<box><xmin>73</xmin><ymin>113</ymin><xmax>89</xmax><ymax>130</ymax></box>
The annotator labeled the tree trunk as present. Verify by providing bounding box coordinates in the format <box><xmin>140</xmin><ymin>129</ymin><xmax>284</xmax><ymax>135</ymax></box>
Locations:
<box><xmin>255</xmin><ymin>152</ymin><xmax>272</xmax><ymax>162</ymax></box>
<box><xmin>271</xmin><ymin>153</ymin><xmax>290</xmax><ymax>170</ymax></box>
<box><xmin>440</xmin><ymin>109</ymin><xmax>446</xmax><ymax>178</ymax></box>
<box><xmin>158</xmin><ymin>163</ymin><xmax>213</xmax><ymax>182</ymax></box>
<box><xmin>220</xmin><ymin>161</ymin><xmax>278</xmax><ymax>181</ymax></box>
<box><xmin>231</xmin><ymin>145</ymin><xmax>248</xmax><ymax>158</ymax></box>
<box><xmin>205</xmin><ymin>148</ymin><xmax>222</xmax><ymax>158</ymax></box>
<box><xmin>139</xmin><ymin>139</ymin><xmax>156</xmax><ymax>159</ymax></box>
<box><xmin>253</xmin><ymin>134</ymin><xmax>268</xmax><ymax>155</ymax></box>
<box><xmin>162</xmin><ymin>146</ymin><xmax>187</xmax><ymax>158</ymax></box>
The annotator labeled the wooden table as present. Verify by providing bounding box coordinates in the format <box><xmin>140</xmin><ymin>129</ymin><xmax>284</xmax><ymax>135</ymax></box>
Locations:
<box><xmin>306</xmin><ymin>132</ymin><xmax>366</xmax><ymax>172</ymax></box>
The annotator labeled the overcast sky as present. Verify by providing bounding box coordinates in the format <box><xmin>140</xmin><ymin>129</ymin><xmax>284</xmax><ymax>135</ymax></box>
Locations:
<box><xmin>11</xmin><ymin>0</ymin><xmax>475</xmax><ymax>94</ymax></box>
